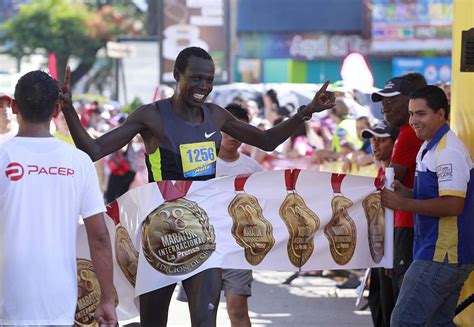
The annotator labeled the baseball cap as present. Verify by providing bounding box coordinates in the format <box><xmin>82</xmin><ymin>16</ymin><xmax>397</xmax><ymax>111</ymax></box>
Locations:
<box><xmin>361</xmin><ymin>120</ymin><xmax>399</xmax><ymax>140</ymax></box>
<box><xmin>0</xmin><ymin>92</ymin><xmax>12</xmax><ymax>100</ymax></box>
<box><xmin>371</xmin><ymin>77</ymin><xmax>417</xmax><ymax>102</ymax></box>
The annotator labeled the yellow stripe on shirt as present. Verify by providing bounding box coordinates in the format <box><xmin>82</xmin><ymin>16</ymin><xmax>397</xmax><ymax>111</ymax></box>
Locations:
<box><xmin>439</xmin><ymin>190</ymin><xmax>467</xmax><ymax>198</ymax></box>
<box><xmin>148</xmin><ymin>149</ymin><xmax>163</xmax><ymax>181</ymax></box>
<box><xmin>433</xmin><ymin>215</ymin><xmax>458</xmax><ymax>263</ymax></box>
<box><xmin>436</xmin><ymin>133</ymin><xmax>448</xmax><ymax>154</ymax></box>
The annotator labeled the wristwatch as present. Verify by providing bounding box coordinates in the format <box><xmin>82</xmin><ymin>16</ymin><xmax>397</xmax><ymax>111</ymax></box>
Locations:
<box><xmin>296</xmin><ymin>105</ymin><xmax>312</xmax><ymax>121</ymax></box>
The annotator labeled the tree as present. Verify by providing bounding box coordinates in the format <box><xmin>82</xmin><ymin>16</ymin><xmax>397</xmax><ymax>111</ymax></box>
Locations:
<box><xmin>1</xmin><ymin>0</ymin><xmax>143</xmax><ymax>86</ymax></box>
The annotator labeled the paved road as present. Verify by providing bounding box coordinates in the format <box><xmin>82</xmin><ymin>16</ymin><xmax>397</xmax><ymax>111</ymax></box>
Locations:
<box><xmin>158</xmin><ymin>271</ymin><xmax>372</xmax><ymax>326</ymax></box>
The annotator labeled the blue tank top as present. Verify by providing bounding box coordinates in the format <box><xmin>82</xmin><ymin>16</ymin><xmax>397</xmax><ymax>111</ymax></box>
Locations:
<box><xmin>145</xmin><ymin>98</ymin><xmax>222</xmax><ymax>182</ymax></box>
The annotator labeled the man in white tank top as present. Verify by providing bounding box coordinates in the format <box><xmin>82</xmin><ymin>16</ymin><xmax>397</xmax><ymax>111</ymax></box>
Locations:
<box><xmin>0</xmin><ymin>71</ymin><xmax>117</xmax><ymax>326</ymax></box>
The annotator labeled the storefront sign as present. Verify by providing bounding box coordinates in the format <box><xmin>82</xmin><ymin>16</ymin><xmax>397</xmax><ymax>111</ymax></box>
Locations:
<box><xmin>239</xmin><ymin>33</ymin><xmax>370</xmax><ymax>60</ymax></box>
<box><xmin>159</xmin><ymin>0</ymin><xmax>230</xmax><ymax>83</ymax></box>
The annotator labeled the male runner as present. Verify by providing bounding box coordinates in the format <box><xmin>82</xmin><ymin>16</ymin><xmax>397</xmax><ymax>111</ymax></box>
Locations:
<box><xmin>61</xmin><ymin>46</ymin><xmax>335</xmax><ymax>326</ymax></box>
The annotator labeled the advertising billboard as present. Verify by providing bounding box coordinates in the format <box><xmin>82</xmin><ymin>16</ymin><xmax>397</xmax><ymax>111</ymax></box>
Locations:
<box><xmin>238</xmin><ymin>33</ymin><xmax>370</xmax><ymax>60</ymax></box>
<box><xmin>159</xmin><ymin>0</ymin><xmax>230</xmax><ymax>84</ymax></box>
<box><xmin>392</xmin><ymin>57</ymin><xmax>451</xmax><ymax>84</ymax></box>
<box><xmin>371</xmin><ymin>0</ymin><xmax>453</xmax><ymax>52</ymax></box>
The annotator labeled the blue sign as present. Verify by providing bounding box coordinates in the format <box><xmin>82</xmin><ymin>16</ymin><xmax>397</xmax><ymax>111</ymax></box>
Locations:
<box><xmin>372</xmin><ymin>0</ymin><xmax>452</xmax><ymax>41</ymax></box>
<box><xmin>392</xmin><ymin>57</ymin><xmax>451</xmax><ymax>84</ymax></box>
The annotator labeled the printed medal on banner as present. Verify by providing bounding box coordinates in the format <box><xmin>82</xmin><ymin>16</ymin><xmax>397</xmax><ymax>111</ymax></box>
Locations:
<box><xmin>228</xmin><ymin>173</ymin><xmax>275</xmax><ymax>265</ymax></box>
<box><xmin>362</xmin><ymin>174</ymin><xmax>385</xmax><ymax>263</ymax></box>
<box><xmin>324</xmin><ymin>173</ymin><xmax>357</xmax><ymax>265</ymax></box>
<box><xmin>106</xmin><ymin>200</ymin><xmax>139</xmax><ymax>286</ymax></box>
<box><xmin>75</xmin><ymin>258</ymin><xmax>119</xmax><ymax>325</ymax></box>
<box><xmin>279</xmin><ymin>169</ymin><xmax>321</xmax><ymax>267</ymax></box>
<box><xmin>142</xmin><ymin>181</ymin><xmax>216</xmax><ymax>275</ymax></box>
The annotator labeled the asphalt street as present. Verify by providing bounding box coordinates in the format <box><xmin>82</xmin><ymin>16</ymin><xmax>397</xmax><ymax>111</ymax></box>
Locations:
<box><xmin>137</xmin><ymin>270</ymin><xmax>373</xmax><ymax>326</ymax></box>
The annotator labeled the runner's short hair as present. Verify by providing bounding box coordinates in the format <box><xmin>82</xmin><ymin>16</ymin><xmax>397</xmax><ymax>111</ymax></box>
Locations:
<box><xmin>175</xmin><ymin>47</ymin><xmax>213</xmax><ymax>73</ymax></box>
<box><xmin>14</xmin><ymin>71</ymin><xmax>59</xmax><ymax>123</ymax></box>
<box><xmin>225</xmin><ymin>103</ymin><xmax>249</xmax><ymax>123</ymax></box>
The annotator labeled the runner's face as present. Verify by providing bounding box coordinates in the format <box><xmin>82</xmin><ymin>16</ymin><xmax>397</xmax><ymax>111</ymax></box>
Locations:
<box><xmin>176</xmin><ymin>56</ymin><xmax>215</xmax><ymax>108</ymax></box>
<box><xmin>409</xmin><ymin>98</ymin><xmax>446</xmax><ymax>140</ymax></box>
<box><xmin>370</xmin><ymin>136</ymin><xmax>394</xmax><ymax>162</ymax></box>
<box><xmin>381</xmin><ymin>95</ymin><xmax>409</xmax><ymax>128</ymax></box>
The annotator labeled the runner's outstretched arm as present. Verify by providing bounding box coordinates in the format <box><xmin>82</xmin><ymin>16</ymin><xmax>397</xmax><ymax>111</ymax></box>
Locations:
<box><xmin>59</xmin><ymin>66</ymin><xmax>155</xmax><ymax>161</ymax></box>
<box><xmin>218</xmin><ymin>81</ymin><xmax>335</xmax><ymax>151</ymax></box>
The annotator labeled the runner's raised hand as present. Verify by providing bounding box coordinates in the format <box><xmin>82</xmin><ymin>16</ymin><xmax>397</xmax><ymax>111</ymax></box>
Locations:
<box><xmin>59</xmin><ymin>66</ymin><xmax>72</xmax><ymax>110</ymax></box>
<box><xmin>307</xmin><ymin>80</ymin><xmax>336</xmax><ymax>113</ymax></box>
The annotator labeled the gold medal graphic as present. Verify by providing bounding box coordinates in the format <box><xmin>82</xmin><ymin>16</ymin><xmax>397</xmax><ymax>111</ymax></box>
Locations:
<box><xmin>362</xmin><ymin>175</ymin><xmax>385</xmax><ymax>263</ymax></box>
<box><xmin>115</xmin><ymin>225</ymin><xmax>139</xmax><ymax>286</ymax></box>
<box><xmin>75</xmin><ymin>258</ymin><xmax>118</xmax><ymax>326</ymax></box>
<box><xmin>106</xmin><ymin>200</ymin><xmax>139</xmax><ymax>287</ymax></box>
<box><xmin>142</xmin><ymin>189</ymin><xmax>216</xmax><ymax>275</ymax></box>
<box><xmin>324</xmin><ymin>174</ymin><xmax>357</xmax><ymax>266</ymax></box>
<box><xmin>228</xmin><ymin>174</ymin><xmax>275</xmax><ymax>265</ymax></box>
<box><xmin>279</xmin><ymin>169</ymin><xmax>320</xmax><ymax>267</ymax></box>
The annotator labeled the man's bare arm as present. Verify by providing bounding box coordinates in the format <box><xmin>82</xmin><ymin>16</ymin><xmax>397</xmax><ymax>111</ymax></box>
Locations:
<box><xmin>59</xmin><ymin>66</ymin><xmax>156</xmax><ymax>161</ymax></box>
<box><xmin>218</xmin><ymin>110</ymin><xmax>307</xmax><ymax>151</ymax></box>
<box><xmin>382</xmin><ymin>190</ymin><xmax>465</xmax><ymax>217</ymax></box>
<box><xmin>217</xmin><ymin>81</ymin><xmax>335</xmax><ymax>151</ymax></box>
<box><xmin>83</xmin><ymin>213</ymin><xmax>117</xmax><ymax>325</ymax></box>
<box><xmin>62</xmin><ymin>103</ymin><xmax>152</xmax><ymax>161</ymax></box>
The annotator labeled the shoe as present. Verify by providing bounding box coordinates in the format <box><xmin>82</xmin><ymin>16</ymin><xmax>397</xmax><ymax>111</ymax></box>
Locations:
<box><xmin>336</xmin><ymin>277</ymin><xmax>361</xmax><ymax>289</ymax></box>
<box><xmin>322</xmin><ymin>270</ymin><xmax>352</xmax><ymax>278</ymax></box>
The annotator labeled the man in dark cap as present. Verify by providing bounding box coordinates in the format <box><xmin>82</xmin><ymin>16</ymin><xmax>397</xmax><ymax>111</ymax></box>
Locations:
<box><xmin>372</xmin><ymin>77</ymin><xmax>424</xmax><ymax>310</ymax></box>
<box><xmin>361</xmin><ymin>120</ymin><xmax>399</xmax><ymax>139</ymax></box>
<box><xmin>361</xmin><ymin>120</ymin><xmax>399</xmax><ymax>327</ymax></box>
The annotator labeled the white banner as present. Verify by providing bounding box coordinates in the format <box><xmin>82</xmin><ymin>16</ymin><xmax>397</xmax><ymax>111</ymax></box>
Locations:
<box><xmin>75</xmin><ymin>169</ymin><xmax>393</xmax><ymax>322</ymax></box>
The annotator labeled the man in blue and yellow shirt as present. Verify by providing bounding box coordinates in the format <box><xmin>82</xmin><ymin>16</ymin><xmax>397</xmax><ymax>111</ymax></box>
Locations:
<box><xmin>382</xmin><ymin>85</ymin><xmax>474</xmax><ymax>326</ymax></box>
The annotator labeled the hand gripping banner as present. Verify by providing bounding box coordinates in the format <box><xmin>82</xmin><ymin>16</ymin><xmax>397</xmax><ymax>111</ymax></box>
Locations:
<box><xmin>75</xmin><ymin>169</ymin><xmax>394</xmax><ymax>321</ymax></box>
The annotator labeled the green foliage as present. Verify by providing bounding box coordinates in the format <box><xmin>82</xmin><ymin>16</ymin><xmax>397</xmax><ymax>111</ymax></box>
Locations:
<box><xmin>1</xmin><ymin>0</ymin><xmax>92</xmax><ymax>58</ymax></box>
<box><xmin>0</xmin><ymin>0</ymin><xmax>145</xmax><ymax>87</ymax></box>
<box><xmin>121</xmin><ymin>97</ymin><xmax>143</xmax><ymax>114</ymax></box>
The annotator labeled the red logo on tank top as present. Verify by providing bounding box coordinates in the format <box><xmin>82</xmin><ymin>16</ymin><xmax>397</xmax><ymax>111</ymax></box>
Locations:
<box><xmin>5</xmin><ymin>162</ymin><xmax>24</xmax><ymax>181</ymax></box>
<box><xmin>5</xmin><ymin>162</ymin><xmax>74</xmax><ymax>181</ymax></box>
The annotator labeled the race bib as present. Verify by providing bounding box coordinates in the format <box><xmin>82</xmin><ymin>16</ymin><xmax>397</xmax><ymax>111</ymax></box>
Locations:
<box><xmin>179</xmin><ymin>141</ymin><xmax>217</xmax><ymax>178</ymax></box>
